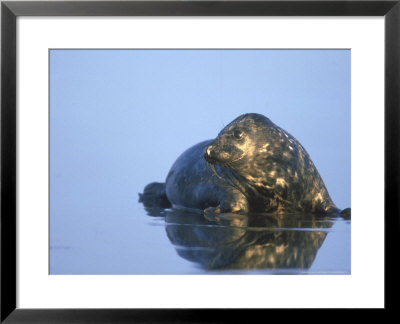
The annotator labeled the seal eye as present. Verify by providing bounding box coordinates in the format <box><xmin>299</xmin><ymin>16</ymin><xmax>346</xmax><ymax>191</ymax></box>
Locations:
<box><xmin>233</xmin><ymin>130</ymin><xmax>244</xmax><ymax>140</ymax></box>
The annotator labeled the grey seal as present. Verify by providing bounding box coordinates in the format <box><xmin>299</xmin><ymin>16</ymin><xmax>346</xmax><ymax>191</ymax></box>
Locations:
<box><xmin>139</xmin><ymin>113</ymin><xmax>349</xmax><ymax>216</ymax></box>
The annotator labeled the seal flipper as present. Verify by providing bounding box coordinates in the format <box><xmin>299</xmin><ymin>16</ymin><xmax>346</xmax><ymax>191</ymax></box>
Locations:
<box><xmin>139</xmin><ymin>182</ymin><xmax>172</xmax><ymax>208</ymax></box>
<box><xmin>340</xmin><ymin>208</ymin><xmax>351</xmax><ymax>219</ymax></box>
<box><xmin>204</xmin><ymin>192</ymin><xmax>249</xmax><ymax>215</ymax></box>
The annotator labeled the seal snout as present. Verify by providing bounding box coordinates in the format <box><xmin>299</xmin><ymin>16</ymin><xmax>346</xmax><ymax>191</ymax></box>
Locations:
<box><xmin>206</xmin><ymin>145</ymin><xmax>213</xmax><ymax>157</ymax></box>
<box><xmin>204</xmin><ymin>144</ymin><xmax>231</xmax><ymax>165</ymax></box>
<box><xmin>204</xmin><ymin>144</ymin><xmax>216</xmax><ymax>162</ymax></box>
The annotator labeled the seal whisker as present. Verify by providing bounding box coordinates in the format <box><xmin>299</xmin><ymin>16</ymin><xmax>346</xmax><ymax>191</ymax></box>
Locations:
<box><xmin>206</xmin><ymin>160</ymin><xmax>224</xmax><ymax>182</ymax></box>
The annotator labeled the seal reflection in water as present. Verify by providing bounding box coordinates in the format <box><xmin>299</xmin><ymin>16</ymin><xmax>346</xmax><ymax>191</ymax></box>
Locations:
<box><xmin>160</xmin><ymin>209</ymin><xmax>333</xmax><ymax>271</ymax></box>
<box><xmin>140</xmin><ymin>113</ymin><xmax>350</xmax><ymax>216</ymax></box>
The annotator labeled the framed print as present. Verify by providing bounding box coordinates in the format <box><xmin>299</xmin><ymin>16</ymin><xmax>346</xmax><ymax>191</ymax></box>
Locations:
<box><xmin>1</xmin><ymin>0</ymin><xmax>398</xmax><ymax>322</ymax></box>
<box><xmin>47</xmin><ymin>48</ymin><xmax>351</xmax><ymax>275</ymax></box>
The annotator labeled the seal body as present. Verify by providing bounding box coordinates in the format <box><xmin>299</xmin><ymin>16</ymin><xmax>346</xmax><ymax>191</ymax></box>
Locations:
<box><xmin>165</xmin><ymin>140</ymin><xmax>250</xmax><ymax>213</ymax></box>
<box><xmin>142</xmin><ymin>113</ymin><xmax>340</xmax><ymax>214</ymax></box>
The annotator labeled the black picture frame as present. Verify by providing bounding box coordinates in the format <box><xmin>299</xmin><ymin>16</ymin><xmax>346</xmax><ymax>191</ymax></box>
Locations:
<box><xmin>1</xmin><ymin>0</ymin><xmax>398</xmax><ymax>322</ymax></box>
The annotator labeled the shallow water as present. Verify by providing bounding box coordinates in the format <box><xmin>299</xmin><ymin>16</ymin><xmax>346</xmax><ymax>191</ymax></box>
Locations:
<box><xmin>50</xmin><ymin>201</ymin><xmax>350</xmax><ymax>275</ymax></box>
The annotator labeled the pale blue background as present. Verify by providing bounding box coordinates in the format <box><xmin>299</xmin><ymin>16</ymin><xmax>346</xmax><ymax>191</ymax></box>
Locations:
<box><xmin>50</xmin><ymin>50</ymin><xmax>350</xmax><ymax>274</ymax></box>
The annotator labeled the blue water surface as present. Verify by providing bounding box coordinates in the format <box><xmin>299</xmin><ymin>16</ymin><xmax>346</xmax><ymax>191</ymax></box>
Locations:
<box><xmin>50</xmin><ymin>200</ymin><xmax>351</xmax><ymax>274</ymax></box>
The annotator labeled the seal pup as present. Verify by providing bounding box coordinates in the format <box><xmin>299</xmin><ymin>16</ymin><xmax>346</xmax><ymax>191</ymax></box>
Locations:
<box><xmin>139</xmin><ymin>113</ymin><xmax>348</xmax><ymax>215</ymax></box>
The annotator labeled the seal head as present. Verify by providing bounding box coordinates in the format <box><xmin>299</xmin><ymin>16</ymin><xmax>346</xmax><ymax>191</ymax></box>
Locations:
<box><xmin>204</xmin><ymin>113</ymin><xmax>274</xmax><ymax>171</ymax></box>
